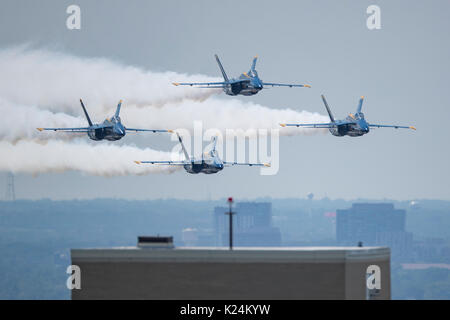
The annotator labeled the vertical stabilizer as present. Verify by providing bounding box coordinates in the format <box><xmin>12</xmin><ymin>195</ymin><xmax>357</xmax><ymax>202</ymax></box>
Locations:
<box><xmin>115</xmin><ymin>100</ymin><xmax>123</xmax><ymax>118</ymax></box>
<box><xmin>79</xmin><ymin>99</ymin><xmax>93</xmax><ymax>126</ymax></box>
<box><xmin>214</xmin><ymin>54</ymin><xmax>229</xmax><ymax>82</ymax></box>
<box><xmin>211</xmin><ymin>135</ymin><xmax>218</xmax><ymax>152</ymax></box>
<box><xmin>176</xmin><ymin>133</ymin><xmax>191</xmax><ymax>161</ymax></box>
<box><xmin>356</xmin><ymin>96</ymin><xmax>364</xmax><ymax>113</ymax></box>
<box><xmin>250</xmin><ymin>55</ymin><xmax>258</xmax><ymax>72</ymax></box>
<box><xmin>321</xmin><ymin>95</ymin><xmax>335</xmax><ymax>123</ymax></box>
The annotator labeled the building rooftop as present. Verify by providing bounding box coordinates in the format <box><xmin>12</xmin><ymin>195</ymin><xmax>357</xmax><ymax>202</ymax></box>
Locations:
<box><xmin>72</xmin><ymin>246</ymin><xmax>389</xmax><ymax>263</ymax></box>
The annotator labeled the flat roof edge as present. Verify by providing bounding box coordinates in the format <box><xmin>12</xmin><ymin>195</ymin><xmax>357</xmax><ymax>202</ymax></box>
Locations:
<box><xmin>71</xmin><ymin>247</ymin><xmax>390</xmax><ymax>264</ymax></box>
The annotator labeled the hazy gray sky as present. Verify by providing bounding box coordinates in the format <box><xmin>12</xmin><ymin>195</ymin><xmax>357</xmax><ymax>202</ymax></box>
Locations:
<box><xmin>0</xmin><ymin>0</ymin><xmax>449</xmax><ymax>200</ymax></box>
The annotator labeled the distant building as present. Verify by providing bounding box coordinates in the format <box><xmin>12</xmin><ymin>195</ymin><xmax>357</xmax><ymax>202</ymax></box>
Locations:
<box><xmin>71</xmin><ymin>238</ymin><xmax>391</xmax><ymax>300</ymax></box>
<box><xmin>180</xmin><ymin>228</ymin><xmax>216</xmax><ymax>247</ymax></box>
<box><xmin>401</xmin><ymin>263</ymin><xmax>450</xmax><ymax>270</ymax></box>
<box><xmin>336</xmin><ymin>203</ymin><xmax>412</xmax><ymax>259</ymax></box>
<box><xmin>181</xmin><ymin>228</ymin><xmax>198</xmax><ymax>246</ymax></box>
<box><xmin>412</xmin><ymin>237</ymin><xmax>450</xmax><ymax>263</ymax></box>
<box><xmin>214</xmin><ymin>202</ymin><xmax>281</xmax><ymax>246</ymax></box>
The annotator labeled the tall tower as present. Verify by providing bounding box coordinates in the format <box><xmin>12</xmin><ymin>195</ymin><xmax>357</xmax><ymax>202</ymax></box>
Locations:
<box><xmin>5</xmin><ymin>172</ymin><xmax>16</xmax><ymax>201</ymax></box>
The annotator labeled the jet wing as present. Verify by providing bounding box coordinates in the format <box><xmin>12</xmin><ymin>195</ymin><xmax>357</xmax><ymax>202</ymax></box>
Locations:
<box><xmin>172</xmin><ymin>81</ymin><xmax>228</xmax><ymax>87</ymax></box>
<box><xmin>262</xmin><ymin>82</ymin><xmax>311</xmax><ymax>88</ymax></box>
<box><xmin>223</xmin><ymin>162</ymin><xmax>271</xmax><ymax>167</ymax></box>
<box><xmin>173</xmin><ymin>78</ymin><xmax>250</xmax><ymax>88</ymax></box>
<box><xmin>37</xmin><ymin>127</ymin><xmax>90</xmax><ymax>132</ymax></box>
<box><xmin>125</xmin><ymin>128</ymin><xmax>170</xmax><ymax>133</ymax></box>
<box><xmin>279</xmin><ymin>123</ymin><xmax>335</xmax><ymax>128</ymax></box>
<box><xmin>134</xmin><ymin>160</ymin><xmax>186</xmax><ymax>165</ymax></box>
<box><xmin>369</xmin><ymin>124</ymin><xmax>416</xmax><ymax>130</ymax></box>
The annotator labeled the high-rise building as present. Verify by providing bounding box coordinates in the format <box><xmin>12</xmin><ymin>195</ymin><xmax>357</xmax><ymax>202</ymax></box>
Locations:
<box><xmin>214</xmin><ymin>202</ymin><xmax>281</xmax><ymax>246</ymax></box>
<box><xmin>336</xmin><ymin>203</ymin><xmax>412</xmax><ymax>259</ymax></box>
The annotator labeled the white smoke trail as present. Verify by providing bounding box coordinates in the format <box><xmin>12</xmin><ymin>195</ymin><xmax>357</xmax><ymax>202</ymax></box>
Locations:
<box><xmin>0</xmin><ymin>96</ymin><xmax>328</xmax><ymax>143</ymax></box>
<box><xmin>0</xmin><ymin>98</ymin><xmax>87</xmax><ymax>142</ymax></box>
<box><xmin>0</xmin><ymin>46</ymin><xmax>221</xmax><ymax>115</ymax></box>
<box><xmin>112</xmin><ymin>98</ymin><xmax>330</xmax><ymax>136</ymax></box>
<box><xmin>0</xmin><ymin>140</ymin><xmax>182</xmax><ymax>176</ymax></box>
<box><xmin>0</xmin><ymin>46</ymin><xmax>328</xmax><ymax>141</ymax></box>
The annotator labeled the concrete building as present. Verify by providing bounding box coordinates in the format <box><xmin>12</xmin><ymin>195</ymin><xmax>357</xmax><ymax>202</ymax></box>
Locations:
<box><xmin>336</xmin><ymin>203</ymin><xmax>412</xmax><ymax>259</ymax></box>
<box><xmin>214</xmin><ymin>202</ymin><xmax>281</xmax><ymax>246</ymax></box>
<box><xmin>71</xmin><ymin>238</ymin><xmax>390</xmax><ymax>300</ymax></box>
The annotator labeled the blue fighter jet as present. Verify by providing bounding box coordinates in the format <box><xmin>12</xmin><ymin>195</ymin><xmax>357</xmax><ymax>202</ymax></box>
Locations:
<box><xmin>135</xmin><ymin>133</ymin><xmax>270</xmax><ymax>174</ymax></box>
<box><xmin>37</xmin><ymin>99</ymin><xmax>169</xmax><ymax>141</ymax></box>
<box><xmin>172</xmin><ymin>54</ymin><xmax>311</xmax><ymax>96</ymax></box>
<box><xmin>280</xmin><ymin>95</ymin><xmax>416</xmax><ymax>137</ymax></box>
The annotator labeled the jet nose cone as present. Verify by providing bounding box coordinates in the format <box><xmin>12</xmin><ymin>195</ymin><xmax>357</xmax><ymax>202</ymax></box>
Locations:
<box><xmin>115</xmin><ymin>126</ymin><xmax>125</xmax><ymax>136</ymax></box>
<box><xmin>253</xmin><ymin>80</ymin><xmax>263</xmax><ymax>89</ymax></box>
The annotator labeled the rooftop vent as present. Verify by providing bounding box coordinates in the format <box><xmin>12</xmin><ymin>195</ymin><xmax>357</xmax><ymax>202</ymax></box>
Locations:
<box><xmin>137</xmin><ymin>236</ymin><xmax>174</xmax><ymax>249</ymax></box>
